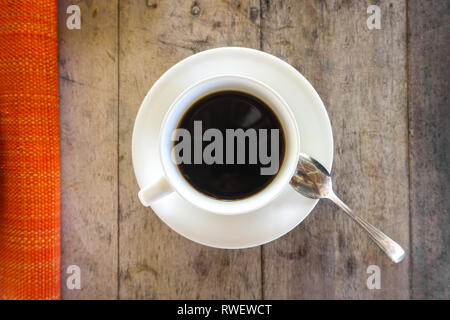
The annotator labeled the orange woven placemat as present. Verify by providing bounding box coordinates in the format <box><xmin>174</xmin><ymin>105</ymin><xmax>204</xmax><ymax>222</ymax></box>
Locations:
<box><xmin>0</xmin><ymin>0</ymin><xmax>60</xmax><ymax>299</ymax></box>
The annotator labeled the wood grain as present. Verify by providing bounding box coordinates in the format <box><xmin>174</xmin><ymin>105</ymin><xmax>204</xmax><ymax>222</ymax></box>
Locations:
<box><xmin>56</xmin><ymin>1</ymin><xmax>450</xmax><ymax>299</ymax></box>
<box><xmin>118</xmin><ymin>0</ymin><xmax>262</xmax><ymax>299</ymax></box>
<box><xmin>409</xmin><ymin>0</ymin><xmax>450</xmax><ymax>300</ymax></box>
<box><xmin>260</xmin><ymin>0</ymin><xmax>410</xmax><ymax>299</ymax></box>
<box><xmin>59</xmin><ymin>0</ymin><xmax>119</xmax><ymax>299</ymax></box>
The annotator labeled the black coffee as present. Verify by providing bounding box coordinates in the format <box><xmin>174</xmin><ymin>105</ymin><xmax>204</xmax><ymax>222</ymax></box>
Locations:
<box><xmin>174</xmin><ymin>90</ymin><xmax>285</xmax><ymax>200</ymax></box>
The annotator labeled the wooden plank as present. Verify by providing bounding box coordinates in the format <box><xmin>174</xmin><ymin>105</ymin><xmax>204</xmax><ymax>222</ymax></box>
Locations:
<box><xmin>59</xmin><ymin>0</ymin><xmax>118</xmax><ymax>299</ymax></box>
<box><xmin>118</xmin><ymin>0</ymin><xmax>262</xmax><ymax>299</ymax></box>
<box><xmin>261</xmin><ymin>0</ymin><xmax>410</xmax><ymax>298</ymax></box>
<box><xmin>409</xmin><ymin>1</ymin><xmax>450</xmax><ymax>299</ymax></box>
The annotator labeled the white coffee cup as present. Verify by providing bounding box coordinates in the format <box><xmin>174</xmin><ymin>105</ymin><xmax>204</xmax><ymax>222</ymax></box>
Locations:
<box><xmin>138</xmin><ymin>74</ymin><xmax>300</xmax><ymax>215</ymax></box>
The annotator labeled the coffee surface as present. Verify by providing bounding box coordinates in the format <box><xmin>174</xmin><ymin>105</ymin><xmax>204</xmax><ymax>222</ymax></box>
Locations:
<box><xmin>175</xmin><ymin>90</ymin><xmax>285</xmax><ymax>200</ymax></box>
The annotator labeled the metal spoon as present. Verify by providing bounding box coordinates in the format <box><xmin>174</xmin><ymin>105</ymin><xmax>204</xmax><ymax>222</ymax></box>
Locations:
<box><xmin>290</xmin><ymin>153</ymin><xmax>405</xmax><ymax>263</ymax></box>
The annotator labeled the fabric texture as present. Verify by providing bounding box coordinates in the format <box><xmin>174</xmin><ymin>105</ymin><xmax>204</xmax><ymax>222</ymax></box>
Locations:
<box><xmin>0</xmin><ymin>0</ymin><xmax>60</xmax><ymax>299</ymax></box>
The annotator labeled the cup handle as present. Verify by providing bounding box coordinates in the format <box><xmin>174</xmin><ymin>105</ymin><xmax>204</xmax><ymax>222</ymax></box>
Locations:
<box><xmin>138</xmin><ymin>176</ymin><xmax>173</xmax><ymax>207</ymax></box>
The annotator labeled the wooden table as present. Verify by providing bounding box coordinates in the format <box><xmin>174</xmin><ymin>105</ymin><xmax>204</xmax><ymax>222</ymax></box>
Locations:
<box><xmin>58</xmin><ymin>0</ymin><xmax>449</xmax><ymax>299</ymax></box>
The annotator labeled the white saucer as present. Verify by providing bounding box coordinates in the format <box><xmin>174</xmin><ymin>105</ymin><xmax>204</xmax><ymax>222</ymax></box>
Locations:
<box><xmin>132</xmin><ymin>47</ymin><xmax>333</xmax><ymax>249</ymax></box>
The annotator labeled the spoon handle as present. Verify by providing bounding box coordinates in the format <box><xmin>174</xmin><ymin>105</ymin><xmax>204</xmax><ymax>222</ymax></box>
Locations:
<box><xmin>327</xmin><ymin>192</ymin><xmax>405</xmax><ymax>264</ymax></box>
